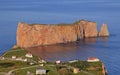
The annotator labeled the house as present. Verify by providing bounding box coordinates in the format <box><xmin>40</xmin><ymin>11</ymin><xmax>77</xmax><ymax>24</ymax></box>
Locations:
<box><xmin>55</xmin><ymin>60</ymin><xmax>61</xmax><ymax>64</ymax></box>
<box><xmin>22</xmin><ymin>58</ymin><xmax>27</xmax><ymax>62</ymax></box>
<box><xmin>39</xmin><ymin>64</ymin><xmax>44</xmax><ymax>66</ymax></box>
<box><xmin>29</xmin><ymin>62</ymin><xmax>34</xmax><ymax>65</ymax></box>
<box><xmin>16</xmin><ymin>57</ymin><xmax>22</xmax><ymax>61</ymax></box>
<box><xmin>73</xmin><ymin>68</ymin><xmax>79</xmax><ymax>74</ymax></box>
<box><xmin>26</xmin><ymin>71</ymin><xmax>33</xmax><ymax>75</ymax></box>
<box><xmin>12</xmin><ymin>56</ymin><xmax>16</xmax><ymax>59</ymax></box>
<box><xmin>38</xmin><ymin>59</ymin><xmax>46</xmax><ymax>63</ymax></box>
<box><xmin>87</xmin><ymin>57</ymin><xmax>100</xmax><ymax>62</ymax></box>
<box><xmin>36</xmin><ymin>68</ymin><xmax>47</xmax><ymax>75</ymax></box>
<box><xmin>25</xmin><ymin>53</ymin><xmax>33</xmax><ymax>58</ymax></box>
<box><xmin>1</xmin><ymin>57</ymin><xmax>5</xmax><ymax>60</ymax></box>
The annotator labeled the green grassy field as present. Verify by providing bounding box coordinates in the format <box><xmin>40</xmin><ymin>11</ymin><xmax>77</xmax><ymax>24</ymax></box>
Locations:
<box><xmin>14</xmin><ymin>64</ymin><xmax>89</xmax><ymax>75</ymax></box>
<box><xmin>2</xmin><ymin>48</ymin><xmax>39</xmax><ymax>62</ymax></box>
<box><xmin>14</xmin><ymin>61</ymin><xmax>103</xmax><ymax>75</ymax></box>
<box><xmin>3</xmin><ymin>49</ymin><xmax>26</xmax><ymax>57</ymax></box>
<box><xmin>0</xmin><ymin>60</ymin><xmax>30</xmax><ymax>72</ymax></box>
<box><xmin>0</xmin><ymin>48</ymin><xmax>39</xmax><ymax>74</ymax></box>
<box><xmin>0</xmin><ymin>48</ymin><xmax>105</xmax><ymax>75</ymax></box>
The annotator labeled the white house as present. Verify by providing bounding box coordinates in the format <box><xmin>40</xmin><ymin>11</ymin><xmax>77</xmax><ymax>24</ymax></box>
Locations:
<box><xmin>12</xmin><ymin>56</ymin><xmax>16</xmax><ymax>59</ymax></box>
<box><xmin>39</xmin><ymin>64</ymin><xmax>44</xmax><ymax>66</ymax></box>
<box><xmin>1</xmin><ymin>57</ymin><xmax>5</xmax><ymax>60</ymax></box>
<box><xmin>16</xmin><ymin>57</ymin><xmax>22</xmax><ymax>61</ymax></box>
<box><xmin>87</xmin><ymin>57</ymin><xmax>100</xmax><ymax>62</ymax></box>
<box><xmin>36</xmin><ymin>68</ymin><xmax>46</xmax><ymax>75</ymax></box>
<box><xmin>55</xmin><ymin>60</ymin><xmax>61</xmax><ymax>64</ymax></box>
<box><xmin>38</xmin><ymin>59</ymin><xmax>46</xmax><ymax>63</ymax></box>
<box><xmin>22</xmin><ymin>58</ymin><xmax>27</xmax><ymax>62</ymax></box>
<box><xmin>73</xmin><ymin>68</ymin><xmax>79</xmax><ymax>74</ymax></box>
<box><xmin>25</xmin><ymin>53</ymin><xmax>33</xmax><ymax>58</ymax></box>
<box><xmin>26</xmin><ymin>71</ymin><xmax>33</xmax><ymax>75</ymax></box>
<box><xmin>29</xmin><ymin>62</ymin><xmax>34</xmax><ymax>65</ymax></box>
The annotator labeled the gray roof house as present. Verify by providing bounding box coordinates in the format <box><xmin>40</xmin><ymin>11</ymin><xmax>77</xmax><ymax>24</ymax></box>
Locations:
<box><xmin>36</xmin><ymin>68</ymin><xmax>47</xmax><ymax>75</ymax></box>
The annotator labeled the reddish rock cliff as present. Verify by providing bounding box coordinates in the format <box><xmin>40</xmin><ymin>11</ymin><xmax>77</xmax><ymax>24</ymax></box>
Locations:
<box><xmin>80</xmin><ymin>20</ymin><xmax>98</xmax><ymax>37</ymax></box>
<box><xmin>17</xmin><ymin>20</ymin><xmax>99</xmax><ymax>47</ymax></box>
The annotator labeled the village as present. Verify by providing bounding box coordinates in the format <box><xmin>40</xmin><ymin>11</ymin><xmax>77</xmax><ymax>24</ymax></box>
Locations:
<box><xmin>0</xmin><ymin>47</ymin><xmax>107</xmax><ymax>75</ymax></box>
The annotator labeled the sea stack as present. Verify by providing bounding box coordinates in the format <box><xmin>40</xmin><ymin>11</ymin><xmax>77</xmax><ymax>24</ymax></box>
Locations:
<box><xmin>99</xmin><ymin>23</ymin><xmax>109</xmax><ymax>36</ymax></box>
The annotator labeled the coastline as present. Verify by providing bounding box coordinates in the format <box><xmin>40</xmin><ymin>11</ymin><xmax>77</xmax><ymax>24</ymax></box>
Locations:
<box><xmin>0</xmin><ymin>47</ymin><xmax>107</xmax><ymax>75</ymax></box>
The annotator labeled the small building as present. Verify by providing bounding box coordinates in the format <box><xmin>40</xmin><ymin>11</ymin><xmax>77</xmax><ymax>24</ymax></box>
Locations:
<box><xmin>25</xmin><ymin>53</ymin><xmax>33</xmax><ymax>58</ymax></box>
<box><xmin>36</xmin><ymin>68</ymin><xmax>47</xmax><ymax>75</ymax></box>
<box><xmin>16</xmin><ymin>57</ymin><xmax>22</xmax><ymax>61</ymax></box>
<box><xmin>12</xmin><ymin>56</ymin><xmax>17</xmax><ymax>59</ymax></box>
<box><xmin>29</xmin><ymin>62</ymin><xmax>34</xmax><ymax>65</ymax></box>
<box><xmin>55</xmin><ymin>60</ymin><xmax>61</xmax><ymax>64</ymax></box>
<box><xmin>38</xmin><ymin>59</ymin><xmax>46</xmax><ymax>63</ymax></box>
<box><xmin>26</xmin><ymin>71</ymin><xmax>33</xmax><ymax>75</ymax></box>
<box><xmin>22</xmin><ymin>58</ymin><xmax>27</xmax><ymax>62</ymax></box>
<box><xmin>73</xmin><ymin>68</ymin><xmax>79</xmax><ymax>74</ymax></box>
<box><xmin>39</xmin><ymin>64</ymin><xmax>44</xmax><ymax>66</ymax></box>
<box><xmin>1</xmin><ymin>57</ymin><xmax>5</xmax><ymax>60</ymax></box>
<box><xmin>87</xmin><ymin>57</ymin><xmax>100</xmax><ymax>62</ymax></box>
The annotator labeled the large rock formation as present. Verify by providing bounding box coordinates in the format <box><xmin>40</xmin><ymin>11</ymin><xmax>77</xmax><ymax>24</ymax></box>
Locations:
<box><xmin>80</xmin><ymin>20</ymin><xmax>98</xmax><ymax>37</ymax></box>
<box><xmin>99</xmin><ymin>23</ymin><xmax>109</xmax><ymax>36</ymax></box>
<box><xmin>16</xmin><ymin>20</ymin><xmax>99</xmax><ymax>47</ymax></box>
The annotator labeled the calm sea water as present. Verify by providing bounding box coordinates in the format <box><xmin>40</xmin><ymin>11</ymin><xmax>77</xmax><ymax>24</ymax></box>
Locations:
<box><xmin>0</xmin><ymin>0</ymin><xmax>120</xmax><ymax>75</ymax></box>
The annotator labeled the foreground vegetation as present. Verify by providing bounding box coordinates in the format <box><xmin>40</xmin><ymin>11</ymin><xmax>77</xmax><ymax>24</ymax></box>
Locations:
<box><xmin>13</xmin><ymin>61</ymin><xmax>103</xmax><ymax>75</ymax></box>
<box><xmin>0</xmin><ymin>60</ymin><xmax>30</xmax><ymax>72</ymax></box>
<box><xmin>2</xmin><ymin>47</ymin><xmax>39</xmax><ymax>62</ymax></box>
<box><xmin>0</xmin><ymin>47</ymin><xmax>106</xmax><ymax>75</ymax></box>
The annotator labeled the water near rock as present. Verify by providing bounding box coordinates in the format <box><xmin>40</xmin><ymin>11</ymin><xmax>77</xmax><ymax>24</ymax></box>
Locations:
<box><xmin>0</xmin><ymin>1</ymin><xmax>120</xmax><ymax>75</ymax></box>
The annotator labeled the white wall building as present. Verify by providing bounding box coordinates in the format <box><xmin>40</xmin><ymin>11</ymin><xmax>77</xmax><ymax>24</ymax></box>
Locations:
<box><xmin>25</xmin><ymin>53</ymin><xmax>33</xmax><ymax>58</ymax></box>
<box><xmin>36</xmin><ymin>68</ymin><xmax>46</xmax><ymax>75</ymax></box>
<box><xmin>87</xmin><ymin>57</ymin><xmax>100</xmax><ymax>62</ymax></box>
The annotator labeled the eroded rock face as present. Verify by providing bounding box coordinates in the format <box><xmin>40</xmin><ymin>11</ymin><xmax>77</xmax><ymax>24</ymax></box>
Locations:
<box><xmin>80</xmin><ymin>20</ymin><xmax>98</xmax><ymax>37</ymax></box>
<box><xmin>17</xmin><ymin>20</ymin><xmax>99</xmax><ymax>47</ymax></box>
<box><xmin>99</xmin><ymin>23</ymin><xmax>109</xmax><ymax>36</ymax></box>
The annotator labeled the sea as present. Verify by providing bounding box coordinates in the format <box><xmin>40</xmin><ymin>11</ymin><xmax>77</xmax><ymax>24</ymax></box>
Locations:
<box><xmin>0</xmin><ymin>0</ymin><xmax>120</xmax><ymax>75</ymax></box>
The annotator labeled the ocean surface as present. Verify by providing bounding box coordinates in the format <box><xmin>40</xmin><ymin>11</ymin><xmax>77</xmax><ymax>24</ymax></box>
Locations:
<box><xmin>0</xmin><ymin>0</ymin><xmax>120</xmax><ymax>75</ymax></box>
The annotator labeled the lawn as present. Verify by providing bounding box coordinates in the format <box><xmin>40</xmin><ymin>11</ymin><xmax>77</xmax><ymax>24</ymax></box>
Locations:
<box><xmin>15</xmin><ymin>66</ymin><xmax>37</xmax><ymax>75</ymax></box>
<box><xmin>14</xmin><ymin>61</ymin><xmax>104</xmax><ymax>75</ymax></box>
<box><xmin>2</xmin><ymin>48</ymin><xmax>39</xmax><ymax>62</ymax></box>
<box><xmin>0</xmin><ymin>48</ymin><xmax>105</xmax><ymax>75</ymax></box>
<box><xmin>3</xmin><ymin>49</ymin><xmax>27</xmax><ymax>58</ymax></box>
<box><xmin>14</xmin><ymin>65</ymin><xmax>58</xmax><ymax>75</ymax></box>
<box><xmin>0</xmin><ymin>48</ymin><xmax>39</xmax><ymax>74</ymax></box>
<box><xmin>0</xmin><ymin>60</ymin><xmax>30</xmax><ymax>72</ymax></box>
<box><xmin>0</xmin><ymin>60</ymin><xmax>104</xmax><ymax>75</ymax></box>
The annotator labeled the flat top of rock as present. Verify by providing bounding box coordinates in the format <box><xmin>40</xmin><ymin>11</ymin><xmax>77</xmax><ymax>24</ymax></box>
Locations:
<box><xmin>18</xmin><ymin>20</ymin><xmax>96</xmax><ymax>26</ymax></box>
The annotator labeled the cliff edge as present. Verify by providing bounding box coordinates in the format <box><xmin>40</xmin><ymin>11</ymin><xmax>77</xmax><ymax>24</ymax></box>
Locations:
<box><xmin>17</xmin><ymin>20</ymin><xmax>108</xmax><ymax>47</ymax></box>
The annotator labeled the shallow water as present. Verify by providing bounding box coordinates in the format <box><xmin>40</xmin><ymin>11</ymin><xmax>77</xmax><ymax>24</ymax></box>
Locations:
<box><xmin>0</xmin><ymin>0</ymin><xmax>120</xmax><ymax>75</ymax></box>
